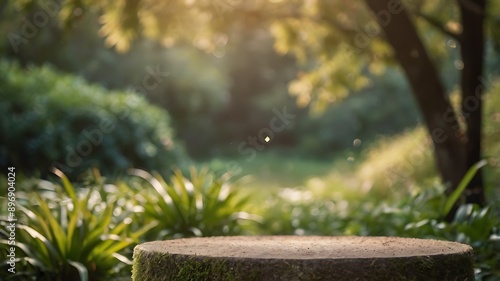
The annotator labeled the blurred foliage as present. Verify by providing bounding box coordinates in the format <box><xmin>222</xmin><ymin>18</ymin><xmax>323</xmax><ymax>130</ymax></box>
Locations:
<box><xmin>0</xmin><ymin>7</ymin><xmax>298</xmax><ymax>157</ymax></box>
<box><xmin>296</xmin><ymin>68</ymin><xmax>420</xmax><ymax>156</ymax></box>
<box><xmin>268</xmin><ymin>0</ymin><xmax>500</xmax><ymax>112</ymax></box>
<box><xmin>0</xmin><ymin>170</ymin><xmax>156</xmax><ymax>281</ymax></box>
<box><xmin>5</xmin><ymin>0</ymin><xmax>499</xmax><ymax>160</ymax></box>
<box><xmin>128</xmin><ymin>167</ymin><xmax>257</xmax><ymax>240</ymax></box>
<box><xmin>354</xmin><ymin>80</ymin><xmax>500</xmax><ymax>198</ymax></box>
<box><xmin>0</xmin><ymin>166</ymin><xmax>254</xmax><ymax>280</ymax></box>
<box><xmin>5</xmin><ymin>0</ymin><xmax>494</xmax><ymax>113</ymax></box>
<box><xmin>0</xmin><ymin>8</ymin><xmax>231</xmax><ymax>158</ymax></box>
<box><xmin>0</xmin><ymin>61</ymin><xmax>186</xmax><ymax>178</ymax></box>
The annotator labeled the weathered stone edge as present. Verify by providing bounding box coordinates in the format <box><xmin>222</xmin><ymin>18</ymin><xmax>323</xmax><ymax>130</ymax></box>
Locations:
<box><xmin>132</xmin><ymin>244</ymin><xmax>474</xmax><ymax>281</ymax></box>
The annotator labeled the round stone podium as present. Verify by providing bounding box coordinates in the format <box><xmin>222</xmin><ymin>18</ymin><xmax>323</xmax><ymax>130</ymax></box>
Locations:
<box><xmin>132</xmin><ymin>236</ymin><xmax>474</xmax><ymax>281</ymax></box>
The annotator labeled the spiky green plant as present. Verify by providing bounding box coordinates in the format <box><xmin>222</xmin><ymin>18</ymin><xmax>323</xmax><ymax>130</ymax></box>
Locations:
<box><xmin>130</xmin><ymin>167</ymin><xmax>257</xmax><ymax>239</ymax></box>
<box><xmin>0</xmin><ymin>170</ymin><xmax>156</xmax><ymax>281</ymax></box>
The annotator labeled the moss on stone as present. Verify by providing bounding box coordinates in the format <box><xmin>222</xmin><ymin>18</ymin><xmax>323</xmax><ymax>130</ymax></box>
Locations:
<box><xmin>132</xmin><ymin>247</ymin><xmax>244</xmax><ymax>281</ymax></box>
<box><xmin>132</xmin><ymin>237</ymin><xmax>475</xmax><ymax>281</ymax></box>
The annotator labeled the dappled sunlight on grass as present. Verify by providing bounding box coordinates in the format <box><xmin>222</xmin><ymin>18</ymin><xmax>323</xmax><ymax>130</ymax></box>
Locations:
<box><xmin>355</xmin><ymin>126</ymin><xmax>435</xmax><ymax>196</ymax></box>
<box><xmin>201</xmin><ymin>153</ymin><xmax>335</xmax><ymax>189</ymax></box>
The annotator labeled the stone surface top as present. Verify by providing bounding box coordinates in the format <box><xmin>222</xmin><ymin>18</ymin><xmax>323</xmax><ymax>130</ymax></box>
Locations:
<box><xmin>138</xmin><ymin>236</ymin><xmax>471</xmax><ymax>260</ymax></box>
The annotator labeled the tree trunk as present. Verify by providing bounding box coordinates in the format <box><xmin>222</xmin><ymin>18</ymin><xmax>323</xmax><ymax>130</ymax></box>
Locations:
<box><xmin>458</xmin><ymin>0</ymin><xmax>487</xmax><ymax>206</ymax></box>
<box><xmin>363</xmin><ymin>0</ymin><xmax>467</xmax><ymax>218</ymax></box>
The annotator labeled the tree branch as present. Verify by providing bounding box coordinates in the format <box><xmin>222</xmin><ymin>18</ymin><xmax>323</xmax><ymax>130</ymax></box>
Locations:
<box><xmin>415</xmin><ymin>11</ymin><xmax>462</xmax><ymax>41</ymax></box>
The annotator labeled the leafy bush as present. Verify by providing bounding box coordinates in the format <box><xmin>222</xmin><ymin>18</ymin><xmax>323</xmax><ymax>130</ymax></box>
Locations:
<box><xmin>0</xmin><ymin>60</ymin><xmax>186</xmax><ymax>178</ymax></box>
<box><xmin>129</xmin><ymin>167</ymin><xmax>257</xmax><ymax>240</ymax></box>
<box><xmin>0</xmin><ymin>170</ymin><xmax>155</xmax><ymax>281</ymax></box>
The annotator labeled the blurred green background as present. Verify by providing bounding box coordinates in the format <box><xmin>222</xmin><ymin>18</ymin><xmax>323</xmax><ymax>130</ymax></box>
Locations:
<box><xmin>0</xmin><ymin>0</ymin><xmax>499</xmax><ymax>280</ymax></box>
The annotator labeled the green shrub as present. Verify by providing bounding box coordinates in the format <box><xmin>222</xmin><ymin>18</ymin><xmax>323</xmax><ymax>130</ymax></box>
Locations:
<box><xmin>0</xmin><ymin>60</ymin><xmax>186</xmax><ymax>178</ymax></box>
<box><xmin>129</xmin><ymin>167</ymin><xmax>258</xmax><ymax>240</ymax></box>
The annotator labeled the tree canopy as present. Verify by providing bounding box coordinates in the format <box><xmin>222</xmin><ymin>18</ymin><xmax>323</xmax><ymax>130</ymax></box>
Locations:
<box><xmin>3</xmin><ymin>0</ymin><xmax>500</xmax><ymax>215</ymax></box>
<box><xmin>4</xmin><ymin>0</ymin><xmax>497</xmax><ymax>108</ymax></box>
